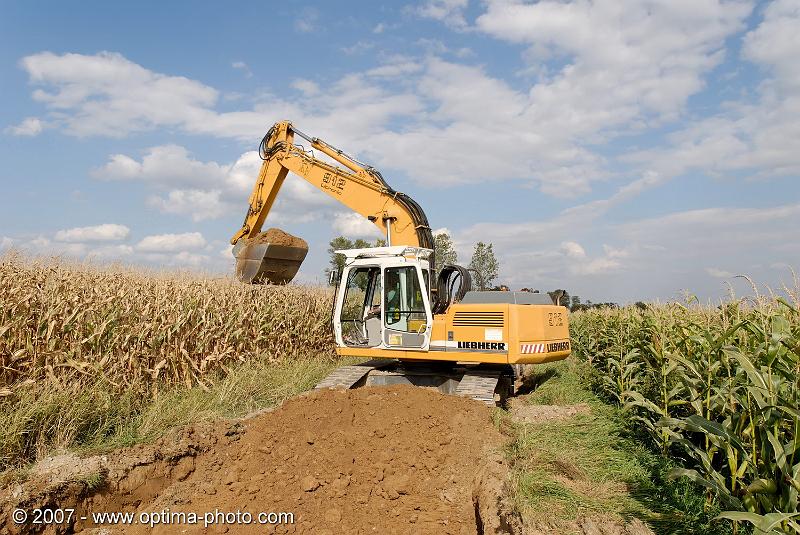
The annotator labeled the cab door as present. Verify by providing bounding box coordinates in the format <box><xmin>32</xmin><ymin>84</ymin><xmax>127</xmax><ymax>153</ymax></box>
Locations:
<box><xmin>336</xmin><ymin>265</ymin><xmax>382</xmax><ymax>348</ymax></box>
<box><xmin>382</xmin><ymin>264</ymin><xmax>432</xmax><ymax>350</ymax></box>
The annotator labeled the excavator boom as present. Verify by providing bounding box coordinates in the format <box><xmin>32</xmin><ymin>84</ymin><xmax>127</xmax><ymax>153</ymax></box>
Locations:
<box><xmin>231</xmin><ymin>121</ymin><xmax>433</xmax><ymax>284</ymax></box>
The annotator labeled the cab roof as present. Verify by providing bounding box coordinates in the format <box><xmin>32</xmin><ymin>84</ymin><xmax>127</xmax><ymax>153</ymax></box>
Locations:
<box><xmin>335</xmin><ymin>246</ymin><xmax>433</xmax><ymax>260</ymax></box>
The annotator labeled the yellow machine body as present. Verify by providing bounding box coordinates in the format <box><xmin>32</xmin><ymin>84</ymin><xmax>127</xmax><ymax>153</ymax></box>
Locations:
<box><xmin>336</xmin><ymin>302</ymin><xmax>570</xmax><ymax>365</ymax></box>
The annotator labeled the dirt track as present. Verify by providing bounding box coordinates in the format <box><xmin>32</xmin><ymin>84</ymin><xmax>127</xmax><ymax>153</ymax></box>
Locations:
<box><xmin>1</xmin><ymin>386</ymin><xmax>519</xmax><ymax>535</ymax></box>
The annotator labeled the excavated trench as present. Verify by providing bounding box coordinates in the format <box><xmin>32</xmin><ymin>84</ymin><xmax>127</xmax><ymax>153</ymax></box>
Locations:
<box><xmin>1</xmin><ymin>386</ymin><xmax>522</xmax><ymax>535</ymax></box>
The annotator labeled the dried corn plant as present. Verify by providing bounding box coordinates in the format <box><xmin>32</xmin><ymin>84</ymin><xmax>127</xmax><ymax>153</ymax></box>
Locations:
<box><xmin>0</xmin><ymin>253</ymin><xmax>335</xmax><ymax>394</ymax></box>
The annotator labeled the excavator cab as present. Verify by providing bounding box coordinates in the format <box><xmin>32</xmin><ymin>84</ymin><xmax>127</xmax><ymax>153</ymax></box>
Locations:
<box><xmin>334</xmin><ymin>247</ymin><xmax>433</xmax><ymax>352</ymax></box>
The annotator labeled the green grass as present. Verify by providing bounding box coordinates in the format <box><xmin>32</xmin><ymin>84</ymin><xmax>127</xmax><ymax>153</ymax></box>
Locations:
<box><xmin>522</xmin><ymin>361</ymin><xmax>597</xmax><ymax>405</ymax></box>
<box><xmin>504</xmin><ymin>359</ymin><xmax>736</xmax><ymax>535</ymax></box>
<box><xmin>0</xmin><ymin>354</ymin><xmax>346</xmax><ymax>473</ymax></box>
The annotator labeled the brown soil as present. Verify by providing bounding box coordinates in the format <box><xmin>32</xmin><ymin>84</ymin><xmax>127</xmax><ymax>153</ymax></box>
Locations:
<box><xmin>250</xmin><ymin>228</ymin><xmax>308</xmax><ymax>249</ymax></box>
<box><xmin>1</xmin><ymin>386</ymin><xmax>519</xmax><ymax>535</ymax></box>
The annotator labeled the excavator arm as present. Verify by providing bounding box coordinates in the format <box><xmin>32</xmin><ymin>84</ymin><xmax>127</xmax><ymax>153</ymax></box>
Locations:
<box><xmin>231</xmin><ymin>121</ymin><xmax>435</xmax><ymax>283</ymax></box>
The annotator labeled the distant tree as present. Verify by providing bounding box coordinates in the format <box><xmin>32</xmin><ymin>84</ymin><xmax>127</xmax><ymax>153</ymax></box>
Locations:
<box><xmin>570</xmin><ymin>295</ymin><xmax>581</xmax><ymax>311</ymax></box>
<box><xmin>468</xmin><ymin>242</ymin><xmax>499</xmax><ymax>291</ymax></box>
<box><xmin>634</xmin><ymin>301</ymin><xmax>648</xmax><ymax>311</ymax></box>
<box><xmin>325</xmin><ymin>236</ymin><xmax>371</xmax><ymax>283</ymax></box>
<box><xmin>547</xmin><ymin>289</ymin><xmax>571</xmax><ymax>307</ymax></box>
<box><xmin>433</xmin><ymin>231</ymin><xmax>458</xmax><ymax>281</ymax></box>
<box><xmin>434</xmin><ymin>232</ymin><xmax>458</xmax><ymax>265</ymax></box>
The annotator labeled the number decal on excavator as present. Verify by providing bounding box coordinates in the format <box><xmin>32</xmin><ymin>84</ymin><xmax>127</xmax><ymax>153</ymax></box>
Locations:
<box><xmin>548</xmin><ymin>312</ymin><xmax>564</xmax><ymax>327</ymax></box>
<box><xmin>321</xmin><ymin>172</ymin><xmax>346</xmax><ymax>195</ymax></box>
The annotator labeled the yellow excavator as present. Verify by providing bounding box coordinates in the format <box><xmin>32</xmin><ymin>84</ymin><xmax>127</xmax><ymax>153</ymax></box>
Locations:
<box><xmin>232</xmin><ymin>121</ymin><xmax>570</xmax><ymax>404</ymax></box>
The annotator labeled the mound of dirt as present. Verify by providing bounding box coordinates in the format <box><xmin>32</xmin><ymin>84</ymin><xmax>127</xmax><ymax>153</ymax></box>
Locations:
<box><xmin>2</xmin><ymin>386</ymin><xmax>519</xmax><ymax>535</ymax></box>
<box><xmin>251</xmin><ymin>228</ymin><xmax>308</xmax><ymax>249</ymax></box>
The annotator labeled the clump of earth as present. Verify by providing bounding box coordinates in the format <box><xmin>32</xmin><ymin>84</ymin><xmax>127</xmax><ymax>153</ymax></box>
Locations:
<box><xmin>251</xmin><ymin>228</ymin><xmax>307</xmax><ymax>249</ymax></box>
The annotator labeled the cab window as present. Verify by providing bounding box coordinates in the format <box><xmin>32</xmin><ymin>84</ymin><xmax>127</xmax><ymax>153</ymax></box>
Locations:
<box><xmin>384</xmin><ymin>266</ymin><xmax>427</xmax><ymax>333</ymax></box>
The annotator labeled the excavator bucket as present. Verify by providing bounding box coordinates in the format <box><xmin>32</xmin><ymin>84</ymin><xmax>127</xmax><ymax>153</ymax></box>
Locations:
<box><xmin>233</xmin><ymin>229</ymin><xmax>309</xmax><ymax>284</ymax></box>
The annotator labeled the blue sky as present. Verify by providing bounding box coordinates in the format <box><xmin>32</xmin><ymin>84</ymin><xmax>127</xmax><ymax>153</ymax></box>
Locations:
<box><xmin>1</xmin><ymin>0</ymin><xmax>798</xmax><ymax>303</ymax></box>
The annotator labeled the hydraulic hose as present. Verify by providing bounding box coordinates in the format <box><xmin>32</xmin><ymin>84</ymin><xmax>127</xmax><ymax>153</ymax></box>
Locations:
<box><xmin>433</xmin><ymin>264</ymin><xmax>471</xmax><ymax>314</ymax></box>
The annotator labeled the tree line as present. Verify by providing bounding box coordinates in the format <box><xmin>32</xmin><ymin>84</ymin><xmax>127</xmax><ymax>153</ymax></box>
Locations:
<box><xmin>325</xmin><ymin>232</ymin><xmax>620</xmax><ymax>310</ymax></box>
<box><xmin>325</xmin><ymin>232</ymin><xmax>500</xmax><ymax>291</ymax></box>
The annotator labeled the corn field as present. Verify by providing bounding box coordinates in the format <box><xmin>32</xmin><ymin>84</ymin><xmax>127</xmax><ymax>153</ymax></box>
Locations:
<box><xmin>570</xmin><ymin>288</ymin><xmax>800</xmax><ymax>534</ymax></box>
<box><xmin>0</xmin><ymin>253</ymin><xmax>335</xmax><ymax>395</ymax></box>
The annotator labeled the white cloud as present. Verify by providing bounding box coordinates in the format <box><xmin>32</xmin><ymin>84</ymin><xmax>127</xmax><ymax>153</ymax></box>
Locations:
<box><xmin>20</xmin><ymin>51</ymin><xmax>219</xmax><ymax>137</ymax></box>
<box><xmin>15</xmin><ymin>51</ymin><xmax>422</xmax><ymax>146</ymax></box>
<box><xmin>707</xmin><ymin>267</ymin><xmax>734</xmax><ymax>278</ymax></box>
<box><xmin>625</xmin><ymin>1</ymin><xmax>800</xmax><ymax>183</ymax></box>
<box><xmin>373</xmin><ymin>23</ymin><xmax>386</xmax><ymax>34</ymax></box>
<box><xmin>294</xmin><ymin>7</ymin><xmax>319</xmax><ymax>33</ymax></box>
<box><xmin>93</xmin><ymin>146</ymin><xmax>245</xmax><ymax>221</ymax></box>
<box><xmin>5</xmin><ymin>117</ymin><xmax>43</xmax><ymax>136</ymax></box>
<box><xmin>92</xmin><ymin>145</ymin><xmax>227</xmax><ymax>188</ymax></box>
<box><xmin>0</xmin><ymin>237</ymin><xmax>13</xmax><ymax>251</ymax></box>
<box><xmin>291</xmin><ymin>79</ymin><xmax>320</xmax><ymax>96</ymax></box>
<box><xmin>30</xmin><ymin>236</ymin><xmax>49</xmax><ymax>249</ymax></box>
<box><xmin>225</xmin><ymin>150</ymin><xmax>262</xmax><ymax>193</ymax></box>
<box><xmin>231</xmin><ymin>61</ymin><xmax>252</xmax><ymax>78</ymax></box>
<box><xmin>94</xmin><ymin>144</ymin><xmax>336</xmax><ymax>224</ymax></box>
<box><xmin>572</xmin><ymin>257</ymin><xmax>623</xmax><ymax>276</ymax></box>
<box><xmin>416</xmin><ymin>0</ymin><xmax>469</xmax><ymax>29</ymax></box>
<box><xmin>172</xmin><ymin>251</ymin><xmax>209</xmax><ymax>267</ymax></box>
<box><xmin>147</xmin><ymin>190</ymin><xmax>228</xmax><ymax>221</ymax></box>
<box><xmin>560</xmin><ymin>241</ymin><xmax>586</xmax><ymax>259</ymax></box>
<box><xmin>341</xmin><ymin>41</ymin><xmax>375</xmax><ymax>55</ymax></box>
<box><xmin>94</xmin><ymin>145</ymin><xmax>239</xmax><ymax>222</ymax></box>
<box><xmin>477</xmin><ymin>0</ymin><xmax>752</xmax><ymax>123</ymax></box>
<box><xmin>332</xmin><ymin>212</ymin><xmax>383</xmax><ymax>239</ymax></box>
<box><xmin>136</xmin><ymin>232</ymin><xmax>206</xmax><ymax>253</ymax></box>
<box><xmin>366</xmin><ymin>60</ymin><xmax>423</xmax><ymax>78</ymax></box>
<box><xmin>603</xmin><ymin>245</ymin><xmax>631</xmax><ymax>260</ymax></box>
<box><xmin>742</xmin><ymin>0</ymin><xmax>800</xmax><ymax>91</ymax></box>
<box><xmin>3</xmin><ymin>231</ymin><xmax>232</xmax><ymax>272</ymax></box>
<box><xmin>22</xmin><ymin>236</ymin><xmax>88</xmax><ymax>257</ymax></box>
<box><xmin>88</xmin><ymin>244</ymin><xmax>134</xmax><ymax>259</ymax></box>
<box><xmin>54</xmin><ymin>223</ymin><xmax>130</xmax><ymax>243</ymax></box>
<box><xmin>219</xmin><ymin>245</ymin><xmax>234</xmax><ymax>260</ymax></box>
